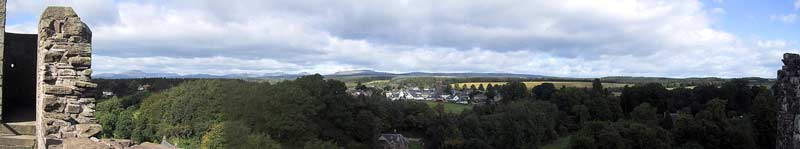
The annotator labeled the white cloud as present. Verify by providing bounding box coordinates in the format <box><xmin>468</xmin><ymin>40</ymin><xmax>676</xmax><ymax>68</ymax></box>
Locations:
<box><xmin>757</xmin><ymin>40</ymin><xmax>789</xmax><ymax>49</ymax></box>
<box><xmin>796</xmin><ymin>0</ymin><xmax>800</xmax><ymax>10</ymax></box>
<box><xmin>4</xmin><ymin>0</ymin><xmax>788</xmax><ymax>77</ymax></box>
<box><xmin>771</xmin><ymin>14</ymin><xmax>797</xmax><ymax>23</ymax></box>
<box><xmin>712</xmin><ymin>8</ymin><xmax>726</xmax><ymax>14</ymax></box>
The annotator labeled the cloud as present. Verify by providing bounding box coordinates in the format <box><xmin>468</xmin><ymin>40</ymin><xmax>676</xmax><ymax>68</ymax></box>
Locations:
<box><xmin>4</xmin><ymin>0</ymin><xmax>789</xmax><ymax>77</ymax></box>
<box><xmin>712</xmin><ymin>8</ymin><xmax>726</xmax><ymax>14</ymax></box>
<box><xmin>796</xmin><ymin>0</ymin><xmax>800</xmax><ymax>10</ymax></box>
<box><xmin>771</xmin><ymin>14</ymin><xmax>797</xmax><ymax>24</ymax></box>
<box><xmin>757</xmin><ymin>40</ymin><xmax>789</xmax><ymax>49</ymax></box>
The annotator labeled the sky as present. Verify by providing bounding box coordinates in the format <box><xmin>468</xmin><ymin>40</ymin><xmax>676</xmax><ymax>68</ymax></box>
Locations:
<box><xmin>4</xmin><ymin>0</ymin><xmax>799</xmax><ymax>78</ymax></box>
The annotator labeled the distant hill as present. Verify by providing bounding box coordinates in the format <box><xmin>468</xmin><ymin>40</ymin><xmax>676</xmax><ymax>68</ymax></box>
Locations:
<box><xmin>94</xmin><ymin>70</ymin><xmax>549</xmax><ymax>79</ymax></box>
<box><xmin>326</xmin><ymin>70</ymin><xmax>549</xmax><ymax>78</ymax></box>
<box><xmin>95</xmin><ymin>70</ymin><xmax>311</xmax><ymax>79</ymax></box>
<box><xmin>330</xmin><ymin>70</ymin><xmax>394</xmax><ymax>76</ymax></box>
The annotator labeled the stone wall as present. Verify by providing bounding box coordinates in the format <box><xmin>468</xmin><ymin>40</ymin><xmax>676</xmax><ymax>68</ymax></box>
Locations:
<box><xmin>0</xmin><ymin>0</ymin><xmax>6</xmax><ymax>121</ymax></box>
<box><xmin>35</xmin><ymin>6</ymin><xmax>99</xmax><ymax>148</ymax></box>
<box><xmin>777</xmin><ymin>53</ymin><xmax>800</xmax><ymax>149</ymax></box>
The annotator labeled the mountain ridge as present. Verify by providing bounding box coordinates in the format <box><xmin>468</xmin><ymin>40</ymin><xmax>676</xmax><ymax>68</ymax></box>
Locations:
<box><xmin>94</xmin><ymin>70</ymin><xmax>548</xmax><ymax>79</ymax></box>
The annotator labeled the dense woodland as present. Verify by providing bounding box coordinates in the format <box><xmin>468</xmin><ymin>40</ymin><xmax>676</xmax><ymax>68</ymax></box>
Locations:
<box><xmin>93</xmin><ymin>75</ymin><xmax>777</xmax><ymax>149</ymax></box>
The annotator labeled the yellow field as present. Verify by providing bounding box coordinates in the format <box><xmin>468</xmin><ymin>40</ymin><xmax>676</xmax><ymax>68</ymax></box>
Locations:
<box><xmin>452</xmin><ymin>81</ymin><xmax>632</xmax><ymax>89</ymax></box>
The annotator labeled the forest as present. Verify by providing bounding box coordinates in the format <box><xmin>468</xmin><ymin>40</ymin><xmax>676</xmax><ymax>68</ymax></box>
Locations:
<box><xmin>93</xmin><ymin>75</ymin><xmax>777</xmax><ymax>149</ymax></box>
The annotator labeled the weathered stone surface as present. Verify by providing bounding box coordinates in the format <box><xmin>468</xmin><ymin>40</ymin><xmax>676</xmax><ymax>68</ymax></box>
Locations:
<box><xmin>74</xmin><ymin>117</ymin><xmax>96</xmax><ymax>124</ymax></box>
<box><xmin>44</xmin><ymin>113</ymin><xmax>71</xmax><ymax>120</ymax></box>
<box><xmin>36</xmin><ymin>6</ymin><xmax>99</xmax><ymax>148</ymax></box>
<box><xmin>75</xmin><ymin>124</ymin><xmax>101</xmax><ymax>138</ymax></box>
<box><xmin>100</xmin><ymin>139</ymin><xmax>134</xmax><ymax>149</ymax></box>
<box><xmin>130</xmin><ymin>142</ymin><xmax>178</xmax><ymax>149</ymax></box>
<box><xmin>44</xmin><ymin>85</ymin><xmax>72</xmax><ymax>95</ymax></box>
<box><xmin>67</xmin><ymin>57</ymin><xmax>90</xmax><ymax>66</ymax></box>
<box><xmin>778</xmin><ymin>53</ymin><xmax>800</xmax><ymax>149</ymax></box>
<box><xmin>75</xmin><ymin>81</ymin><xmax>97</xmax><ymax>88</ymax></box>
<box><xmin>57</xmin><ymin>69</ymin><xmax>76</xmax><ymax>76</ymax></box>
<box><xmin>62</xmin><ymin>138</ymin><xmax>113</xmax><ymax>149</ymax></box>
<box><xmin>65</xmin><ymin>104</ymin><xmax>81</xmax><ymax>114</ymax></box>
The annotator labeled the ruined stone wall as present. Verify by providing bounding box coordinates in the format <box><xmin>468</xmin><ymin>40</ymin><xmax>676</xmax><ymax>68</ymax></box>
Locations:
<box><xmin>0</xmin><ymin>0</ymin><xmax>7</xmax><ymax>121</ymax></box>
<box><xmin>35</xmin><ymin>7</ymin><xmax>99</xmax><ymax>148</ymax></box>
<box><xmin>777</xmin><ymin>53</ymin><xmax>800</xmax><ymax>149</ymax></box>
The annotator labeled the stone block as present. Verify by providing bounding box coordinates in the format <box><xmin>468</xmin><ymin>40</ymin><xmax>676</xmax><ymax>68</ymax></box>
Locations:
<box><xmin>45</xmin><ymin>85</ymin><xmax>73</xmax><ymax>95</ymax></box>
<box><xmin>44</xmin><ymin>96</ymin><xmax>65</xmax><ymax>112</ymax></box>
<box><xmin>55</xmin><ymin>62</ymin><xmax>74</xmax><ymax>69</ymax></box>
<box><xmin>76</xmin><ymin>124</ymin><xmax>102</xmax><ymax>138</ymax></box>
<box><xmin>75</xmin><ymin>81</ymin><xmax>97</xmax><ymax>88</ymax></box>
<box><xmin>80</xmin><ymin>69</ymin><xmax>92</xmax><ymax>76</ymax></box>
<box><xmin>45</xmin><ymin>112</ymin><xmax>71</xmax><ymax>120</ymax></box>
<box><xmin>52</xmin><ymin>120</ymin><xmax>71</xmax><ymax>127</ymax></box>
<box><xmin>68</xmin><ymin>56</ymin><xmax>91</xmax><ymax>67</ymax></box>
<box><xmin>61</xmin><ymin>131</ymin><xmax>77</xmax><ymax>138</ymax></box>
<box><xmin>63</xmin><ymin>138</ymin><xmax>113</xmax><ymax>149</ymax></box>
<box><xmin>46</xmin><ymin>126</ymin><xmax>60</xmax><ymax>134</ymax></box>
<box><xmin>66</xmin><ymin>104</ymin><xmax>82</xmax><ymax>114</ymax></box>
<box><xmin>63</xmin><ymin>19</ymin><xmax>91</xmax><ymax>37</ymax></box>
<box><xmin>75</xmin><ymin>117</ymin><xmax>96</xmax><ymax>124</ymax></box>
<box><xmin>58</xmin><ymin>69</ymin><xmax>76</xmax><ymax>76</ymax></box>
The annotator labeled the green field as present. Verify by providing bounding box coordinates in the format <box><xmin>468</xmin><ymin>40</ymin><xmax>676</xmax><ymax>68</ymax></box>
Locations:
<box><xmin>452</xmin><ymin>81</ymin><xmax>632</xmax><ymax>89</ymax></box>
<box><xmin>424</xmin><ymin>101</ymin><xmax>471</xmax><ymax>113</ymax></box>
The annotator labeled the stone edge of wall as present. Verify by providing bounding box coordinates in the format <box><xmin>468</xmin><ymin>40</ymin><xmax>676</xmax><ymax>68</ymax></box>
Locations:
<box><xmin>36</xmin><ymin>6</ymin><xmax>99</xmax><ymax>148</ymax></box>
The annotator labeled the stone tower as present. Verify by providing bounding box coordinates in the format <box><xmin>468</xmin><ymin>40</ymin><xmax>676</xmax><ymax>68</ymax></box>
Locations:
<box><xmin>36</xmin><ymin>6</ymin><xmax>99</xmax><ymax>148</ymax></box>
<box><xmin>0</xmin><ymin>0</ymin><xmax>99</xmax><ymax>148</ymax></box>
<box><xmin>777</xmin><ymin>53</ymin><xmax>800</xmax><ymax>149</ymax></box>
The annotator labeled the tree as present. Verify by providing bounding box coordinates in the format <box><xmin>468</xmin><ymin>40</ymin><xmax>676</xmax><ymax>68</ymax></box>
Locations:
<box><xmin>443</xmin><ymin>84</ymin><xmax>453</xmax><ymax>95</ymax></box>
<box><xmin>720</xmin><ymin>79</ymin><xmax>754</xmax><ymax>114</ymax></box>
<box><xmin>570</xmin><ymin>121</ymin><xmax>671</xmax><ymax>149</ymax></box>
<box><xmin>591</xmin><ymin>78</ymin><xmax>604</xmax><ymax>95</ymax></box>
<box><xmin>673</xmin><ymin>99</ymin><xmax>757</xmax><ymax>149</ymax></box>
<box><xmin>500</xmin><ymin>81</ymin><xmax>529</xmax><ymax>103</ymax></box>
<box><xmin>355</xmin><ymin>82</ymin><xmax>368</xmax><ymax>91</ymax></box>
<box><xmin>621</xmin><ymin>83</ymin><xmax>668</xmax><ymax>114</ymax></box>
<box><xmin>532</xmin><ymin>83</ymin><xmax>557</xmax><ymax>100</ymax></box>
<box><xmin>751</xmin><ymin>88</ymin><xmax>777</xmax><ymax>149</ymax></box>
<box><xmin>469</xmin><ymin>84</ymin><xmax>477</xmax><ymax>92</ymax></box>
<box><xmin>631</xmin><ymin>103</ymin><xmax>657</xmax><ymax>126</ymax></box>
<box><xmin>485</xmin><ymin>85</ymin><xmax>496</xmax><ymax>103</ymax></box>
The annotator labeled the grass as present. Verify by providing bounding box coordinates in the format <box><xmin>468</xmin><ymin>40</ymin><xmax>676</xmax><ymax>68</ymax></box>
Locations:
<box><xmin>424</xmin><ymin>101</ymin><xmax>471</xmax><ymax>113</ymax></box>
<box><xmin>409</xmin><ymin>140</ymin><xmax>424</xmax><ymax>149</ymax></box>
<box><xmin>541</xmin><ymin>135</ymin><xmax>572</xmax><ymax>149</ymax></box>
<box><xmin>452</xmin><ymin>81</ymin><xmax>632</xmax><ymax>90</ymax></box>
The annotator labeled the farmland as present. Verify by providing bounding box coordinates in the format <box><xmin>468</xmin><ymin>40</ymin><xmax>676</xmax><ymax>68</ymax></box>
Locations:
<box><xmin>451</xmin><ymin>81</ymin><xmax>632</xmax><ymax>89</ymax></box>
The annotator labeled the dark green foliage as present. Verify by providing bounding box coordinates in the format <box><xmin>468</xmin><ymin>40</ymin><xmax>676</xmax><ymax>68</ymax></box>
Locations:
<box><xmin>621</xmin><ymin>83</ymin><xmax>668</xmax><ymax>114</ymax></box>
<box><xmin>94</xmin><ymin>77</ymin><xmax>771</xmax><ymax>149</ymax></box>
<box><xmin>751</xmin><ymin>87</ymin><xmax>777</xmax><ymax>149</ymax></box>
<box><xmin>500</xmin><ymin>80</ymin><xmax>529</xmax><ymax>102</ymax></box>
<box><xmin>591</xmin><ymin>78</ymin><xmax>605</xmax><ymax>95</ymax></box>
<box><xmin>532</xmin><ymin>83</ymin><xmax>557</xmax><ymax>100</ymax></box>
<box><xmin>672</xmin><ymin>99</ymin><xmax>757</xmax><ymax>149</ymax></box>
<box><xmin>460</xmin><ymin>100</ymin><xmax>560</xmax><ymax>148</ymax></box>
<box><xmin>485</xmin><ymin>85</ymin><xmax>497</xmax><ymax>103</ymax></box>
<box><xmin>719</xmin><ymin>79</ymin><xmax>755</xmax><ymax>114</ymax></box>
<box><xmin>632</xmin><ymin>103</ymin><xmax>658</xmax><ymax>126</ymax></box>
<box><xmin>570</xmin><ymin>121</ymin><xmax>671</xmax><ymax>149</ymax></box>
